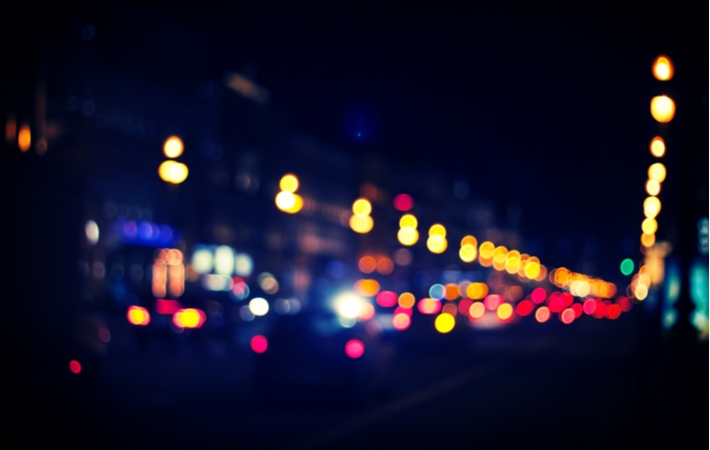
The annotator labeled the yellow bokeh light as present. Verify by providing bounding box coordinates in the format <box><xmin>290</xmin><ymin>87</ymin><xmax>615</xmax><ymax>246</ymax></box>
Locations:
<box><xmin>397</xmin><ymin>227</ymin><xmax>419</xmax><ymax>246</ymax></box>
<box><xmin>650</xmin><ymin>95</ymin><xmax>675</xmax><ymax>123</ymax></box>
<box><xmin>642</xmin><ymin>218</ymin><xmax>658</xmax><ymax>235</ymax></box>
<box><xmin>158</xmin><ymin>160</ymin><xmax>188</xmax><ymax>184</ymax></box>
<box><xmin>650</xmin><ymin>137</ymin><xmax>665</xmax><ymax>157</ymax></box>
<box><xmin>350</xmin><ymin>214</ymin><xmax>374</xmax><ymax>233</ymax></box>
<box><xmin>279</xmin><ymin>174</ymin><xmax>299</xmax><ymax>193</ymax></box>
<box><xmin>505</xmin><ymin>250</ymin><xmax>521</xmax><ymax>274</ymax></box>
<box><xmin>399</xmin><ymin>214</ymin><xmax>418</xmax><ymax>229</ymax></box>
<box><xmin>459</xmin><ymin>244</ymin><xmax>477</xmax><ymax>263</ymax></box>
<box><xmin>635</xmin><ymin>284</ymin><xmax>649</xmax><ymax>301</ymax></box>
<box><xmin>652</xmin><ymin>55</ymin><xmax>674</xmax><ymax>81</ymax></box>
<box><xmin>163</xmin><ymin>136</ymin><xmax>184</xmax><ymax>158</ymax></box>
<box><xmin>429</xmin><ymin>224</ymin><xmax>446</xmax><ymax>237</ymax></box>
<box><xmin>536</xmin><ymin>265</ymin><xmax>548</xmax><ymax>282</ymax></box>
<box><xmin>466</xmin><ymin>282</ymin><xmax>488</xmax><ymax>300</ymax></box>
<box><xmin>493</xmin><ymin>246</ymin><xmax>508</xmax><ymax>264</ymax></box>
<box><xmin>525</xmin><ymin>260</ymin><xmax>541</xmax><ymax>280</ymax></box>
<box><xmin>275</xmin><ymin>191</ymin><xmax>303</xmax><ymax>213</ymax></box>
<box><xmin>643</xmin><ymin>196</ymin><xmax>661</xmax><ymax>219</ymax></box>
<box><xmin>479</xmin><ymin>241</ymin><xmax>495</xmax><ymax>259</ymax></box>
<box><xmin>18</xmin><ymin>125</ymin><xmax>31</xmax><ymax>152</ymax></box>
<box><xmin>479</xmin><ymin>256</ymin><xmax>493</xmax><ymax>267</ymax></box>
<box><xmin>646</xmin><ymin>179</ymin><xmax>661</xmax><ymax>196</ymax></box>
<box><xmin>648</xmin><ymin>163</ymin><xmax>666</xmax><ymax>183</ymax></box>
<box><xmin>641</xmin><ymin>233</ymin><xmax>656</xmax><ymax>247</ymax></box>
<box><xmin>497</xmin><ymin>303</ymin><xmax>513</xmax><ymax>320</ymax></box>
<box><xmin>398</xmin><ymin>292</ymin><xmax>416</xmax><ymax>309</ymax></box>
<box><xmin>352</xmin><ymin>198</ymin><xmax>372</xmax><ymax>216</ymax></box>
<box><xmin>461</xmin><ymin>235</ymin><xmax>477</xmax><ymax>247</ymax></box>
<box><xmin>354</xmin><ymin>279</ymin><xmax>380</xmax><ymax>297</ymax></box>
<box><xmin>426</xmin><ymin>235</ymin><xmax>447</xmax><ymax>254</ymax></box>
<box><xmin>434</xmin><ymin>313</ymin><xmax>455</xmax><ymax>333</ymax></box>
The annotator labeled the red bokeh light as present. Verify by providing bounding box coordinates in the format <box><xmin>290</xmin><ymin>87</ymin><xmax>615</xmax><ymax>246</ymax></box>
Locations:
<box><xmin>516</xmin><ymin>299</ymin><xmax>534</xmax><ymax>317</ymax></box>
<box><xmin>345</xmin><ymin>339</ymin><xmax>365</xmax><ymax>358</ymax></box>
<box><xmin>606</xmin><ymin>304</ymin><xmax>622</xmax><ymax>320</ymax></box>
<box><xmin>156</xmin><ymin>299</ymin><xmax>182</xmax><ymax>315</ymax></box>
<box><xmin>393</xmin><ymin>306</ymin><xmax>413</xmax><ymax>317</ymax></box>
<box><xmin>571</xmin><ymin>303</ymin><xmax>583</xmax><ymax>318</ymax></box>
<box><xmin>583</xmin><ymin>298</ymin><xmax>597</xmax><ymax>315</ymax></box>
<box><xmin>617</xmin><ymin>296</ymin><xmax>632</xmax><ymax>312</ymax></box>
<box><xmin>593</xmin><ymin>300</ymin><xmax>607</xmax><ymax>319</ymax></box>
<box><xmin>531</xmin><ymin>288</ymin><xmax>547</xmax><ymax>304</ymax></box>
<box><xmin>561</xmin><ymin>292</ymin><xmax>574</xmax><ymax>308</ymax></box>
<box><xmin>548</xmin><ymin>293</ymin><xmax>565</xmax><ymax>313</ymax></box>
<box><xmin>458</xmin><ymin>299</ymin><xmax>473</xmax><ymax>316</ymax></box>
<box><xmin>376</xmin><ymin>291</ymin><xmax>398</xmax><ymax>308</ymax></box>
<box><xmin>560</xmin><ymin>308</ymin><xmax>575</xmax><ymax>324</ymax></box>
<box><xmin>251</xmin><ymin>335</ymin><xmax>268</xmax><ymax>353</ymax></box>
<box><xmin>69</xmin><ymin>360</ymin><xmax>82</xmax><ymax>374</ymax></box>
<box><xmin>393</xmin><ymin>194</ymin><xmax>414</xmax><ymax>212</ymax></box>
<box><xmin>484</xmin><ymin>294</ymin><xmax>503</xmax><ymax>311</ymax></box>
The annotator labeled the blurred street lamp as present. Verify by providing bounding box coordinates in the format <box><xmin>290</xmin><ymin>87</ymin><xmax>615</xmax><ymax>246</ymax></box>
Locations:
<box><xmin>651</xmin><ymin>95</ymin><xmax>676</xmax><ymax>123</ymax></box>
<box><xmin>652</xmin><ymin>55</ymin><xmax>674</xmax><ymax>81</ymax></box>
<box><xmin>158</xmin><ymin>160</ymin><xmax>189</xmax><ymax>184</ymax></box>
<box><xmin>163</xmin><ymin>136</ymin><xmax>184</xmax><ymax>158</ymax></box>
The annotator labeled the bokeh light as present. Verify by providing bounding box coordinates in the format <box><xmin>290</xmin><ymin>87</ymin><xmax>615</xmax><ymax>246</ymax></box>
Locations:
<box><xmin>393</xmin><ymin>194</ymin><xmax>414</xmax><ymax>211</ymax></box>
<box><xmin>249</xmin><ymin>297</ymin><xmax>270</xmax><ymax>316</ymax></box>
<box><xmin>18</xmin><ymin>125</ymin><xmax>30</xmax><ymax>152</ymax></box>
<box><xmin>426</xmin><ymin>235</ymin><xmax>447</xmax><ymax>253</ymax></box>
<box><xmin>393</xmin><ymin>313</ymin><xmax>411</xmax><ymax>330</ymax></box>
<box><xmin>652</xmin><ymin>55</ymin><xmax>674</xmax><ymax>81</ymax></box>
<box><xmin>642</xmin><ymin>218</ymin><xmax>658</xmax><ymax>235</ymax></box>
<box><xmin>69</xmin><ymin>360</ymin><xmax>82</xmax><ymax>374</ymax></box>
<box><xmin>516</xmin><ymin>300</ymin><xmax>534</xmax><ymax>317</ymax></box>
<box><xmin>417</xmin><ymin>298</ymin><xmax>442</xmax><ymax>315</ymax></box>
<box><xmin>350</xmin><ymin>214</ymin><xmax>374</xmax><ymax>233</ymax></box>
<box><xmin>377</xmin><ymin>257</ymin><xmax>394</xmax><ymax>275</ymax></box>
<box><xmin>442</xmin><ymin>303</ymin><xmax>458</xmax><ymax>316</ymax></box>
<box><xmin>583</xmin><ymin>298</ymin><xmax>597</xmax><ymax>315</ymax></box>
<box><xmin>251</xmin><ymin>335</ymin><xmax>268</xmax><ymax>353</ymax></box>
<box><xmin>497</xmin><ymin>303</ymin><xmax>513</xmax><ymax>321</ymax></box>
<box><xmin>620</xmin><ymin>258</ymin><xmax>635</xmax><ymax>276</ymax></box>
<box><xmin>648</xmin><ymin>163</ymin><xmax>667</xmax><ymax>183</ymax></box>
<box><xmin>484</xmin><ymin>294</ymin><xmax>503</xmax><ymax>311</ymax></box>
<box><xmin>531</xmin><ymin>287</ymin><xmax>547</xmax><ymax>304</ymax></box>
<box><xmin>354</xmin><ymin>279</ymin><xmax>380</xmax><ymax>297</ymax></box>
<box><xmin>345</xmin><ymin>339</ymin><xmax>365</xmax><ymax>358</ymax></box>
<box><xmin>507</xmin><ymin>286</ymin><xmax>523</xmax><ymax>302</ymax></box>
<box><xmin>429</xmin><ymin>284</ymin><xmax>446</xmax><ymax>300</ymax></box>
<box><xmin>358</xmin><ymin>256</ymin><xmax>377</xmax><ymax>273</ymax></box>
<box><xmin>394</xmin><ymin>248</ymin><xmax>413</xmax><ymax>266</ymax></box>
<box><xmin>85</xmin><ymin>220</ymin><xmax>99</xmax><ymax>245</ymax></box>
<box><xmin>646</xmin><ymin>179</ymin><xmax>661</xmax><ymax>196</ymax></box>
<box><xmin>173</xmin><ymin>308</ymin><xmax>206</xmax><ymax>328</ymax></box>
<box><xmin>158</xmin><ymin>160</ymin><xmax>189</xmax><ymax>184</ymax></box>
<box><xmin>560</xmin><ymin>308</ymin><xmax>575</xmax><ymax>324</ymax></box>
<box><xmin>399</xmin><ymin>214</ymin><xmax>418</xmax><ymax>228</ymax></box>
<box><xmin>466</xmin><ymin>282</ymin><xmax>489</xmax><ymax>300</ymax></box>
<box><xmin>478</xmin><ymin>241</ymin><xmax>495</xmax><ymax>259</ymax></box>
<box><xmin>398</xmin><ymin>227</ymin><xmax>419</xmax><ymax>246</ymax></box>
<box><xmin>606</xmin><ymin>304</ymin><xmax>622</xmax><ymax>320</ymax></box>
<box><xmin>429</xmin><ymin>224</ymin><xmax>446</xmax><ymax>237</ymax></box>
<box><xmin>458</xmin><ymin>298</ymin><xmax>473</xmax><ymax>315</ymax></box>
<box><xmin>376</xmin><ymin>291</ymin><xmax>398</xmax><ymax>308</ymax></box>
<box><xmin>469</xmin><ymin>302</ymin><xmax>485</xmax><ymax>319</ymax></box>
<box><xmin>279</xmin><ymin>174</ymin><xmax>299</xmax><ymax>193</ymax></box>
<box><xmin>650</xmin><ymin>137</ymin><xmax>666</xmax><ymax>157</ymax></box>
<box><xmin>163</xmin><ymin>136</ymin><xmax>184</xmax><ymax>158</ymax></box>
<box><xmin>641</xmin><ymin>233</ymin><xmax>656</xmax><ymax>248</ymax></box>
<box><xmin>444</xmin><ymin>283</ymin><xmax>460</xmax><ymax>300</ymax></box>
<box><xmin>335</xmin><ymin>293</ymin><xmax>367</xmax><ymax>318</ymax></box>
<box><xmin>275</xmin><ymin>191</ymin><xmax>303</xmax><ymax>214</ymax></box>
<box><xmin>398</xmin><ymin>292</ymin><xmax>416</xmax><ymax>308</ymax></box>
<box><xmin>352</xmin><ymin>198</ymin><xmax>372</xmax><ymax>216</ymax></box>
<box><xmin>434</xmin><ymin>313</ymin><xmax>455</xmax><ymax>333</ymax></box>
<box><xmin>635</xmin><ymin>284</ymin><xmax>649</xmax><ymax>300</ymax></box>
<box><xmin>535</xmin><ymin>306</ymin><xmax>551</xmax><ymax>323</ymax></box>
<box><xmin>643</xmin><ymin>196</ymin><xmax>661</xmax><ymax>218</ymax></box>
<box><xmin>459</xmin><ymin>244</ymin><xmax>477</xmax><ymax>262</ymax></box>
<box><xmin>127</xmin><ymin>306</ymin><xmax>150</xmax><ymax>326</ymax></box>
<box><xmin>650</xmin><ymin>95</ymin><xmax>675</xmax><ymax>123</ymax></box>
<box><xmin>359</xmin><ymin>303</ymin><xmax>375</xmax><ymax>320</ymax></box>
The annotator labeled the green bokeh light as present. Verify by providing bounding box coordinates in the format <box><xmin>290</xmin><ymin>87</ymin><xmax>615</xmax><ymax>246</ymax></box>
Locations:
<box><xmin>620</xmin><ymin>258</ymin><xmax>634</xmax><ymax>276</ymax></box>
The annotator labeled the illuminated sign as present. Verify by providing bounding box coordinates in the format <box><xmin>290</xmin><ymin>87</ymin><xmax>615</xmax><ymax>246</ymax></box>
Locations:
<box><xmin>114</xmin><ymin>219</ymin><xmax>179</xmax><ymax>247</ymax></box>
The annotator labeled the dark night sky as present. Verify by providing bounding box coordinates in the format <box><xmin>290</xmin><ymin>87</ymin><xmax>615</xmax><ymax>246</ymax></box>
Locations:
<box><xmin>5</xmin><ymin>2</ymin><xmax>707</xmax><ymax>277</ymax></box>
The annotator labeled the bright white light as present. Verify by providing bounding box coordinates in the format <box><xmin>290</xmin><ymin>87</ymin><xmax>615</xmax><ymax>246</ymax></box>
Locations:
<box><xmin>201</xmin><ymin>274</ymin><xmax>231</xmax><ymax>291</ymax></box>
<box><xmin>191</xmin><ymin>248</ymin><xmax>213</xmax><ymax>274</ymax></box>
<box><xmin>249</xmin><ymin>297</ymin><xmax>269</xmax><ymax>316</ymax></box>
<box><xmin>214</xmin><ymin>246</ymin><xmax>234</xmax><ymax>275</ymax></box>
<box><xmin>85</xmin><ymin>220</ymin><xmax>99</xmax><ymax>245</ymax></box>
<box><xmin>235</xmin><ymin>253</ymin><xmax>254</xmax><ymax>276</ymax></box>
<box><xmin>333</xmin><ymin>293</ymin><xmax>366</xmax><ymax>319</ymax></box>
